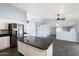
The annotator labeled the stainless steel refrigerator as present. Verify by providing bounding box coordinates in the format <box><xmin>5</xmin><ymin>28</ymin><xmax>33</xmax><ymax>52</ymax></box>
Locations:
<box><xmin>8</xmin><ymin>23</ymin><xmax>24</xmax><ymax>48</ymax></box>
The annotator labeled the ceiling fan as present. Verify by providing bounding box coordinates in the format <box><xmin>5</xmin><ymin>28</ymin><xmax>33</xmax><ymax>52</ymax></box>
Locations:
<box><xmin>57</xmin><ymin>14</ymin><xmax>65</xmax><ymax>21</ymax></box>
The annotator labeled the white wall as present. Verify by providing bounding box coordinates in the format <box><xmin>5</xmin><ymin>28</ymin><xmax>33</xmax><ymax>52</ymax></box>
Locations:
<box><xmin>50</xmin><ymin>27</ymin><xmax>56</xmax><ymax>35</ymax></box>
<box><xmin>26</xmin><ymin>18</ymin><xmax>56</xmax><ymax>37</ymax></box>
<box><xmin>26</xmin><ymin>23</ymin><xmax>36</xmax><ymax>36</ymax></box>
<box><xmin>37</xmin><ymin>24</ymin><xmax>51</xmax><ymax>37</ymax></box>
<box><xmin>73</xmin><ymin>24</ymin><xmax>79</xmax><ymax>32</ymax></box>
<box><xmin>0</xmin><ymin>3</ymin><xmax>26</xmax><ymax>22</ymax></box>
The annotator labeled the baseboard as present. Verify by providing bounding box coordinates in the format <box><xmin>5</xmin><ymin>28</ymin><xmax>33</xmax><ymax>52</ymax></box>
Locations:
<box><xmin>18</xmin><ymin>52</ymin><xmax>24</xmax><ymax>56</ymax></box>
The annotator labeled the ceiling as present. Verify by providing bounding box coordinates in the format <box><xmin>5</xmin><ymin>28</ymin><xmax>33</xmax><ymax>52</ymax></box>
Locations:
<box><xmin>10</xmin><ymin>3</ymin><xmax>79</xmax><ymax>16</ymax></box>
<box><xmin>10</xmin><ymin>3</ymin><xmax>79</xmax><ymax>27</ymax></box>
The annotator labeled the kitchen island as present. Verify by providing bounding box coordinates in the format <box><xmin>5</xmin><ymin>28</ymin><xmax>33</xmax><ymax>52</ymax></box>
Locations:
<box><xmin>17</xmin><ymin>36</ymin><xmax>55</xmax><ymax>56</ymax></box>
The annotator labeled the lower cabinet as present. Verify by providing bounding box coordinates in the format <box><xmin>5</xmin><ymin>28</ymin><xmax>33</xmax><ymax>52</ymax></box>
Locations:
<box><xmin>0</xmin><ymin>36</ymin><xmax>10</xmax><ymax>51</ymax></box>
<box><xmin>27</xmin><ymin>44</ymin><xmax>47</xmax><ymax>56</ymax></box>
<box><xmin>18</xmin><ymin>41</ymin><xmax>53</xmax><ymax>56</ymax></box>
<box><xmin>18</xmin><ymin>41</ymin><xmax>28</xmax><ymax>56</ymax></box>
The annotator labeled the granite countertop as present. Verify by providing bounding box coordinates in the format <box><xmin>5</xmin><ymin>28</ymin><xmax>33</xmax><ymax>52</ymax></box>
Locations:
<box><xmin>18</xmin><ymin>35</ymin><xmax>56</xmax><ymax>50</ymax></box>
<box><xmin>0</xmin><ymin>33</ymin><xmax>9</xmax><ymax>37</ymax></box>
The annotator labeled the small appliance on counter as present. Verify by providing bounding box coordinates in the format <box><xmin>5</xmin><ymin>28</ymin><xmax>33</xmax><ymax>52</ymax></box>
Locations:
<box><xmin>8</xmin><ymin>23</ymin><xmax>24</xmax><ymax>48</ymax></box>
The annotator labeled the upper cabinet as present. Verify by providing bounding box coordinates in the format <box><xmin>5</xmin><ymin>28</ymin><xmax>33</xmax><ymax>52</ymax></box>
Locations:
<box><xmin>0</xmin><ymin>23</ymin><xmax>8</xmax><ymax>29</ymax></box>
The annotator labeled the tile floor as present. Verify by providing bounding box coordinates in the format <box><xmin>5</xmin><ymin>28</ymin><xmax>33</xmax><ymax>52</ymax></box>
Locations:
<box><xmin>1</xmin><ymin>39</ymin><xmax>79</xmax><ymax>56</ymax></box>
<box><xmin>53</xmin><ymin>39</ymin><xmax>79</xmax><ymax>56</ymax></box>
<box><xmin>0</xmin><ymin>48</ymin><xmax>23</xmax><ymax>56</ymax></box>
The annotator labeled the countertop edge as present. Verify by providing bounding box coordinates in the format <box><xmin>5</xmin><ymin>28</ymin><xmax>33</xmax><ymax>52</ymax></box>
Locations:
<box><xmin>18</xmin><ymin>40</ymin><xmax>49</xmax><ymax>50</ymax></box>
